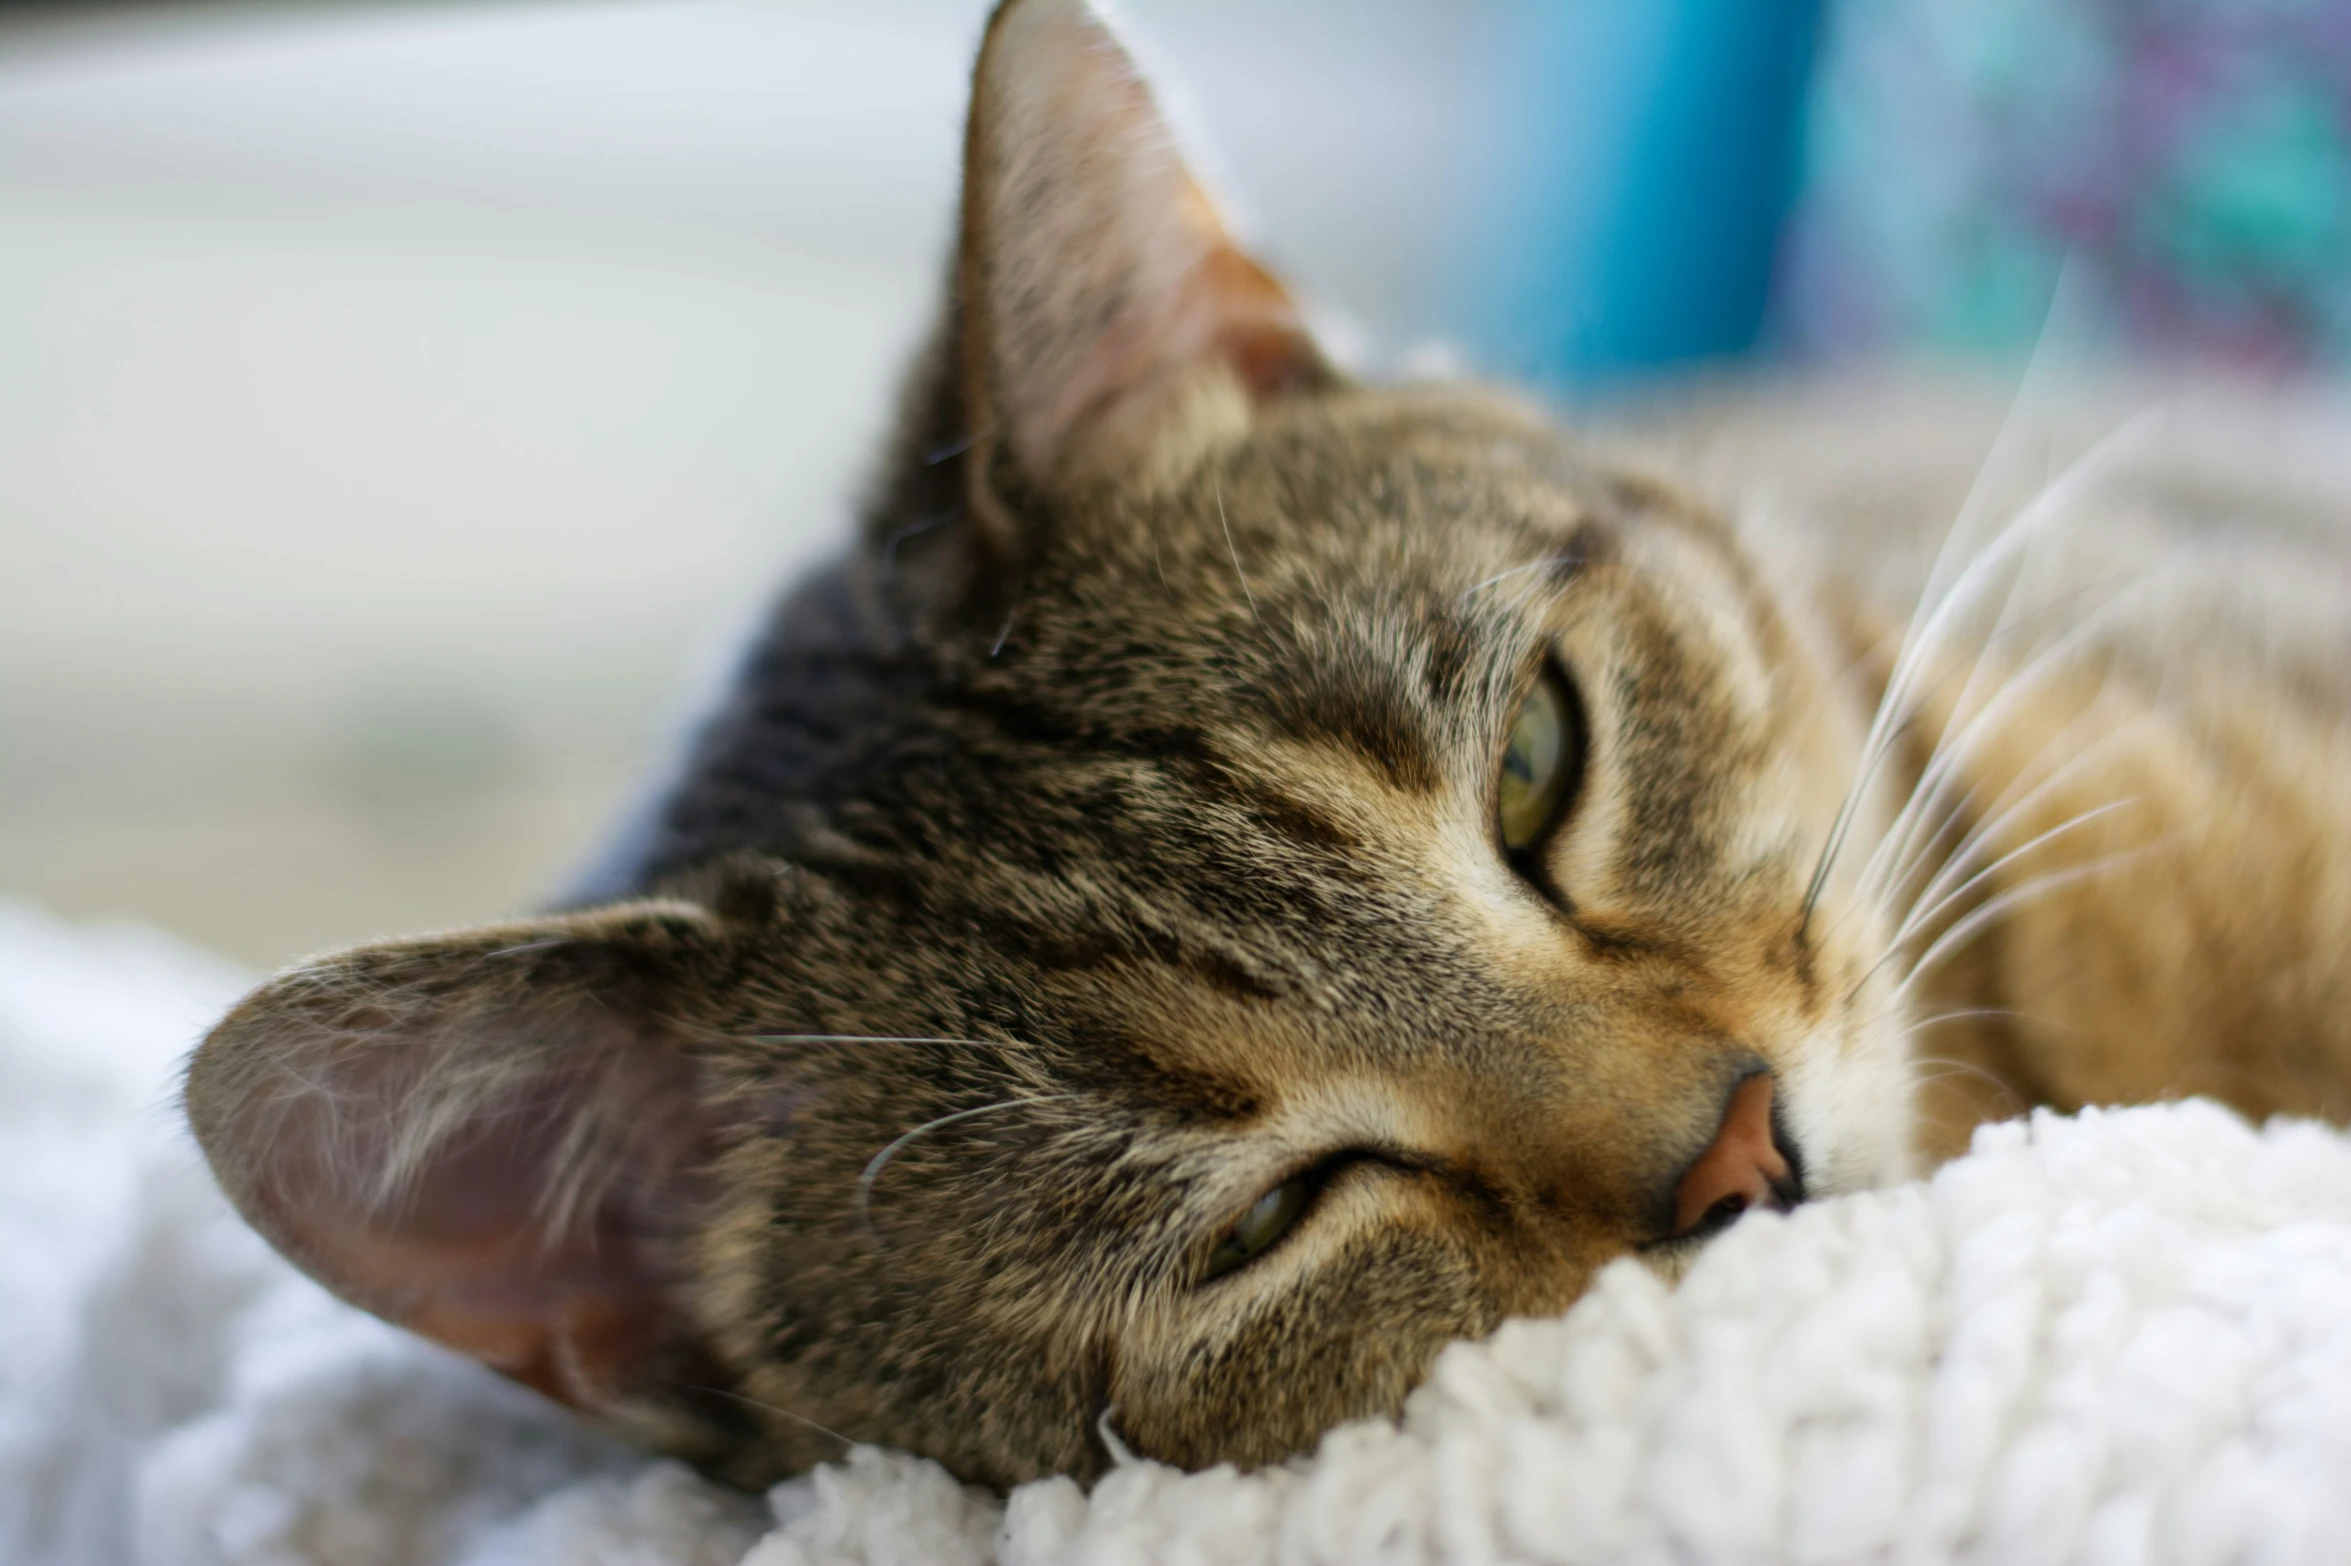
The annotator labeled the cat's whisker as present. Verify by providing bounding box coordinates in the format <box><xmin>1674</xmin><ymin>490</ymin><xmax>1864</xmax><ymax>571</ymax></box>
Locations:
<box><xmin>1884</xmin><ymin>707</ymin><xmax>2153</xmax><ymax>941</ymax></box>
<box><xmin>856</xmin><ymin>1094</ymin><xmax>1079</xmax><ymax>1237</ymax></box>
<box><xmin>1887</xmin><ymin>797</ymin><xmax>2141</xmax><ymax>960</ymax></box>
<box><xmin>1852</xmin><ymin>798</ymin><xmax>2142</xmax><ymax>1011</ymax></box>
<box><xmin>920</xmin><ymin>431</ymin><xmax>976</xmax><ymax>466</ymax></box>
<box><xmin>483</xmin><ymin>939</ymin><xmax>568</xmax><ymax>959</ymax></box>
<box><xmin>1862</xmin><ymin>683</ymin><xmax>2137</xmax><ymax>941</ymax></box>
<box><xmin>879</xmin><ymin>511</ymin><xmax>951</xmax><ymax>581</ymax></box>
<box><xmin>1858</xmin><ymin>554</ymin><xmax>2191</xmax><ymax>918</ymax></box>
<box><xmin>1810</xmin><ymin>550</ymin><xmax>2030</xmax><ymax>931</ymax></box>
<box><xmin>1457</xmin><ymin>551</ymin><xmax>1585</xmax><ymax>605</ymax></box>
<box><xmin>693</xmin><ymin>1385</ymin><xmax>856</xmax><ymax>1452</ymax></box>
<box><xmin>1909</xmin><ymin>312</ymin><xmax>2080</xmax><ymax>621</ymax></box>
<box><xmin>1886</xmin><ymin>411</ymin><xmax>2158</xmax><ymax>714</ymax></box>
<box><xmin>1848</xmin><ymin>648</ymin><xmax>2026</xmax><ymax>918</ymax></box>
<box><xmin>1892</xmin><ymin>847</ymin><xmax>2152</xmax><ymax>1004</ymax></box>
<box><xmin>1215</xmin><ymin>474</ymin><xmax>1258</xmax><ymax>625</ymax></box>
<box><xmin>1458</xmin><ymin>560</ymin><xmax>1548</xmax><ymax>602</ymax></box>
<box><xmin>1840</xmin><ymin>996</ymin><xmax>2023</xmax><ymax>1062</ymax></box>
<box><xmin>1863</xmin><ymin>983</ymin><xmax>2027</xmax><ymax>1036</ymax></box>
<box><xmin>1096</xmin><ymin>1404</ymin><xmax>1141</xmax><ymax>1467</ymax></box>
<box><xmin>1908</xmin><ymin>1007</ymin><xmax>2029</xmax><ymax>1032</ymax></box>
<box><xmin>1906</xmin><ymin>1056</ymin><xmax>2010</xmax><ymax>1089</ymax></box>
<box><xmin>1803</xmin><ymin>412</ymin><xmax>2159</xmax><ymax>927</ymax></box>
<box><xmin>1812</xmin><ymin>597</ymin><xmax>2118</xmax><ymax>952</ymax></box>
<box><xmin>748</xmin><ymin>1033</ymin><xmax>1026</xmax><ymax>1052</ymax></box>
<box><xmin>1904</xmin><ymin>1054</ymin><xmax>2035</xmax><ymax>1120</ymax></box>
<box><xmin>1830</xmin><ymin>587</ymin><xmax>2126</xmax><ymax>950</ymax></box>
<box><xmin>1851</xmin><ymin>573</ymin><xmax>2157</xmax><ymax>914</ymax></box>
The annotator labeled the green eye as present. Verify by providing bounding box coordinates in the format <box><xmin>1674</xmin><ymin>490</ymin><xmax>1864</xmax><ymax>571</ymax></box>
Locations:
<box><xmin>1498</xmin><ymin>666</ymin><xmax>1583</xmax><ymax>853</ymax></box>
<box><xmin>1203</xmin><ymin>1175</ymin><xmax>1313</xmax><ymax>1280</ymax></box>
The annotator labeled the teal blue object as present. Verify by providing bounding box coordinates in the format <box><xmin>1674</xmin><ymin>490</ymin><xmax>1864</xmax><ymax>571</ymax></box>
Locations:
<box><xmin>1459</xmin><ymin>0</ymin><xmax>1821</xmax><ymax>390</ymax></box>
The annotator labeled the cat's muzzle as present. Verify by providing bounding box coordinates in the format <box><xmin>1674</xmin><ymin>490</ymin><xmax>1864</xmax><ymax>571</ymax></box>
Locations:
<box><xmin>1669</xmin><ymin>1070</ymin><xmax>1806</xmax><ymax>1241</ymax></box>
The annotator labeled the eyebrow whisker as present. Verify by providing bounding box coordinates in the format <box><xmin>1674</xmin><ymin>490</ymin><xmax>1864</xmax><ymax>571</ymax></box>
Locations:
<box><xmin>748</xmin><ymin>1033</ymin><xmax>1026</xmax><ymax>1052</ymax></box>
<box><xmin>856</xmin><ymin>1094</ymin><xmax>1078</xmax><ymax>1237</ymax></box>
<box><xmin>1457</xmin><ymin>550</ymin><xmax>1584</xmax><ymax>604</ymax></box>
<box><xmin>1216</xmin><ymin>474</ymin><xmax>1259</xmax><ymax>625</ymax></box>
<box><xmin>691</xmin><ymin>1385</ymin><xmax>856</xmax><ymax>1452</ymax></box>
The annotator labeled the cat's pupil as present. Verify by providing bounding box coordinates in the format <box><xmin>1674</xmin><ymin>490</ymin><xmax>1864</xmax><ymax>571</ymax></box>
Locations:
<box><xmin>1497</xmin><ymin>666</ymin><xmax>1580</xmax><ymax>854</ymax></box>
<box><xmin>1205</xmin><ymin>1176</ymin><xmax>1313</xmax><ymax>1281</ymax></box>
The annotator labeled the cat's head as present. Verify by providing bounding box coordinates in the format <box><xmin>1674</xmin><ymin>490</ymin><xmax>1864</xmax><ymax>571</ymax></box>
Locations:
<box><xmin>186</xmin><ymin>0</ymin><xmax>1914</xmax><ymax>1490</ymax></box>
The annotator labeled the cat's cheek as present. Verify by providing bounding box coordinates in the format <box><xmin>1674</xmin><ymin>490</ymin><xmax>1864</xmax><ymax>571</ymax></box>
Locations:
<box><xmin>1776</xmin><ymin>1010</ymin><xmax>1919</xmax><ymax>1198</ymax></box>
<box><xmin>1104</xmin><ymin>1220</ymin><xmax>1490</xmax><ymax>1470</ymax></box>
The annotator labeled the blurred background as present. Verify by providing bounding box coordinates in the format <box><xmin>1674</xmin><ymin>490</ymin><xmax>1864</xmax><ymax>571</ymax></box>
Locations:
<box><xmin>6</xmin><ymin>0</ymin><xmax>2350</xmax><ymax>968</ymax></box>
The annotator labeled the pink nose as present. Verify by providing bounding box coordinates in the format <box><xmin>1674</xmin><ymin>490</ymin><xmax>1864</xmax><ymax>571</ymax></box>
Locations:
<box><xmin>1673</xmin><ymin>1073</ymin><xmax>1794</xmax><ymax>1236</ymax></box>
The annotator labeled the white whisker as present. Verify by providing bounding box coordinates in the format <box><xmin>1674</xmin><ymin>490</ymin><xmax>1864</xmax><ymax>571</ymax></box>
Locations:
<box><xmin>1885</xmin><ymin>709</ymin><xmax>2153</xmax><ymax>943</ymax></box>
<box><xmin>1459</xmin><ymin>556</ymin><xmax>1565</xmax><ymax>602</ymax></box>
<box><xmin>1905</xmin><ymin>1053</ymin><xmax>2035</xmax><ymax>1120</ymax></box>
<box><xmin>1855</xmin><ymin>562</ymin><xmax>2189</xmax><ymax>918</ymax></box>
<box><xmin>1888</xmin><ymin>798</ymin><xmax>2140</xmax><ymax>959</ymax></box>
<box><xmin>1893</xmin><ymin>849</ymin><xmax>2150</xmax><ymax>1003</ymax></box>
<box><xmin>1803</xmin><ymin>412</ymin><xmax>2160</xmax><ymax>926</ymax></box>
<box><xmin>1879</xmin><ymin>415</ymin><xmax>2153</xmax><ymax>729</ymax></box>
<box><xmin>1855</xmin><ymin>580</ymin><xmax>2141</xmax><ymax>909</ymax></box>
<box><xmin>750</xmin><ymin>1033</ymin><xmax>1026</xmax><ymax>1052</ymax></box>
<box><xmin>693</xmin><ymin>1386</ymin><xmax>856</xmax><ymax>1451</ymax></box>
<box><xmin>1847</xmin><ymin>797</ymin><xmax>2145</xmax><ymax>1010</ymax></box>
<box><xmin>1908</xmin><ymin>1008</ymin><xmax>2028</xmax><ymax>1033</ymax></box>
<box><xmin>1458</xmin><ymin>547</ymin><xmax>1605</xmax><ymax>616</ymax></box>
<box><xmin>856</xmin><ymin>1094</ymin><xmax>1077</xmax><ymax>1235</ymax></box>
<box><xmin>1215</xmin><ymin>474</ymin><xmax>1258</xmax><ymax>624</ymax></box>
<box><xmin>1863</xmin><ymin>692</ymin><xmax>2125</xmax><ymax>942</ymax></box>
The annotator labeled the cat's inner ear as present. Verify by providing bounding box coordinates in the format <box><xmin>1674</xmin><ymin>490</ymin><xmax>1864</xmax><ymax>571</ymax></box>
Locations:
<box><xmin>184</xmin><ymin>902</ymin><xmax>742</xmax><ymax>1432</ymax></box>
<box><xmin>960</xmin><ymin>0</ymin><xmax>1332</xmax><ymax>490</ymax></box>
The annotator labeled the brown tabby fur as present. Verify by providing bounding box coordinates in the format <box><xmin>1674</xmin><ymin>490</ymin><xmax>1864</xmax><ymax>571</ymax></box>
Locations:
<box><xmin>185</xmin><ymin>0</ymin><xmax>2351</xmax><ymax>1492</ymax></box>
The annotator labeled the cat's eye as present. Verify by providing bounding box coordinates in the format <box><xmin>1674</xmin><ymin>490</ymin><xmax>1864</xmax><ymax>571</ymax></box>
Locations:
<box><xmin>1497</xmin><ymin>664</ymin><xmax>1584</xmax><ymax>855</ymax></box>
<box><xmin>1203</xmin><ymin>1174</ymin><xmax>1314</xmax><ymax>1281</ymax></box>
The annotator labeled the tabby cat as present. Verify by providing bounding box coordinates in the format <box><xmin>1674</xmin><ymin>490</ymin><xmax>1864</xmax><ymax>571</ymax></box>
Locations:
<box><xmin>185</xmin><ymin>0</ymin><xmax>2351</xmax><ymax>1491</ymax></box>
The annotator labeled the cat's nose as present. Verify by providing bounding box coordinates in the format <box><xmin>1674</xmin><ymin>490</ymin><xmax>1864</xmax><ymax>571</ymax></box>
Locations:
<box><xmin>1671</xmin><ymin>1072</ymin><xmax>1798</xmax><ymax>1237</ymax></box>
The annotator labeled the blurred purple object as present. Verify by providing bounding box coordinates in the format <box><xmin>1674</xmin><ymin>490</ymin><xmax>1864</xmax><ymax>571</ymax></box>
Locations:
<box><xmin>1778</xmin><ymin>0</ymin><xmax>2351</xmax><ymax>371</ymax></box>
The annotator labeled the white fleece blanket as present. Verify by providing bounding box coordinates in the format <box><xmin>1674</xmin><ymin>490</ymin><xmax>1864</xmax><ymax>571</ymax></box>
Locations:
<box><xmin>10</xmin><ymin>899</ymin><xmax>2351</xmax><ymax>1566</ymax></box>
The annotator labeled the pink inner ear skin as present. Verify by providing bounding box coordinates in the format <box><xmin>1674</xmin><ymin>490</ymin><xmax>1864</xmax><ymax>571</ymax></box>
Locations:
<box><xmin>329</xmin><ymin>1215</ymin><xmax>669</xmax><ymax>1413</ymax></box>
<box><xmin>184</xmin><ymin>911</ymin><xmax>732</xmax><ymax>1429</ymax></box>
<box><xmin>1031</xmin><ymin>231</ymin><xmax>1326</xmax><ymax>478</ymax></box>
<box><xmin>1162</xmin><ymin>175</ymin><xmax>1323</xmax><ymax>403</ymax></box>
<box><xmin>248</xmin><ymin>1052</ymin><xmax>701</xmax><ymax>1416</ymax></box>
<box><xmin>965</xmin><ymin>0</ymin><xmax>1331</xmax><ymax>484</ymax></box>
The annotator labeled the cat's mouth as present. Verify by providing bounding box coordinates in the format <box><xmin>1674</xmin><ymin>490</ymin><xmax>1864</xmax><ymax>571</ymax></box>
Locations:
<box><xmin>1655</xmin><ymin>1071</ymin><xmax>1808</xmax><ymax>1248</ymax></box>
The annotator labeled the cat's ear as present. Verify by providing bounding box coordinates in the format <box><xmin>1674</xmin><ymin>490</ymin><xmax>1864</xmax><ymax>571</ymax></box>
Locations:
<box><xmin>957</xmin><ymin>0</ymin><xmax>1332</xmax><ymax>493</ymax></box>
<box><xmin>184</xmin><ymin>900</ymin><xmax>748</xmax><ymax>1438</ymax></box>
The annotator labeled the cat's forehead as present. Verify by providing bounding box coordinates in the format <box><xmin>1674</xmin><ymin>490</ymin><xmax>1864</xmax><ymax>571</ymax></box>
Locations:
<box><xmin>1051</xmin><ymin>397</ymin><xmax>1735</xmax><ymax>644</ymax></box>
<box><xmin>1012</xmin><ymin>399</ymin><xmax>1757</xmax><ymax>776</ymax></box>
<box><xmin>732</xmin><ymin>394</ymin><xmax>1798</xmax><ymax>1075</ymax></box>
<box><xmin>1139</xmin><ymin>394</ymin><xmax>1616</xmax><ymax>567</ymax></box>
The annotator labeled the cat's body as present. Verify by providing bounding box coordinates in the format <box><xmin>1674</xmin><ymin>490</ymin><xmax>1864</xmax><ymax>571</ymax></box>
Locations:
<box><xmin>186</xmin><ymin>0</ymin><xmax>2351</xmax><ymax>1493</ymax></box>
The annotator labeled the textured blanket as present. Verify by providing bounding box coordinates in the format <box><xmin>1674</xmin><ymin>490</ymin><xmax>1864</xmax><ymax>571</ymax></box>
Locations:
<box><xmin>8</xmin><ymin>898</ymin><xmax>2351</xmax><ymax>1566</ymax></box>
